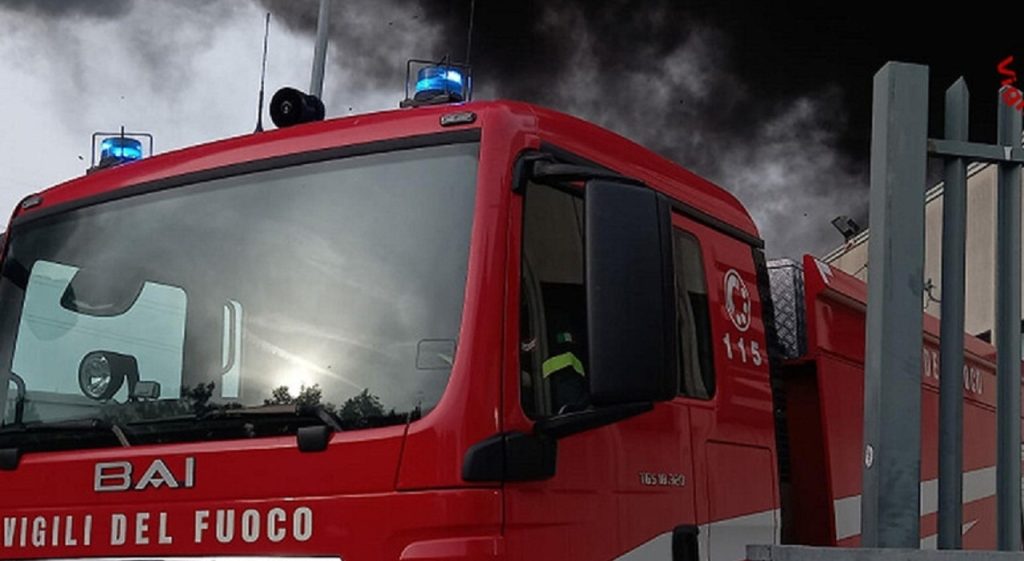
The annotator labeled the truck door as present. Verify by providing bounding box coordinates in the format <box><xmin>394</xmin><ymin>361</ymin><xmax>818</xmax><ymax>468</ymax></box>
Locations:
<box><xmin>504</xmin><ymin>180</ymin><xmax>699</xmax><ymax>561</ymax></box>
<box><xmin>672</xmin><ymin>214</ymin><xmax>778</xmax><ymax>561</ymax></box>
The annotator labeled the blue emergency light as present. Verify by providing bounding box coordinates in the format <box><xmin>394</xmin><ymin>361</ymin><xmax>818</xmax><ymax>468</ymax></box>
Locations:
<box><xmin>99</xmin><ymin>137</ymin><xmax>144</xmax><ymax>163</ymax></box>
<box><xmin>414</xmin><ymin>66</ymin><xmax>465</xmax><ymax>102</ymax></box>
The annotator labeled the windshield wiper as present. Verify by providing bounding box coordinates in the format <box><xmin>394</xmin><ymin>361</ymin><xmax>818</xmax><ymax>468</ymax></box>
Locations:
<box><xmin>198</xmin><ymin>403</ymin><xmax>343</xmax><ymax>431</ymax></box>
<box><xmin>125</xmin><ymin>403</ymin><xmax>344</xmax><ymax>433</ymax></box>
<box><xmin>0</xmin><ymin>417</ymin><xmax>131</xmax><ymax>447</ymax></box>
<box><xmin>181</xmin><ymin>403</ymin><xmax>343</xmax><ymax>453</ymax></box>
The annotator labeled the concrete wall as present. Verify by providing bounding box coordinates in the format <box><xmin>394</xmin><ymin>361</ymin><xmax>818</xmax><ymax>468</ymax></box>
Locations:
<box><xmin>822</xmin><ymin>163</ymin><xmax>1021</xmax><ymax>338</ymax></box>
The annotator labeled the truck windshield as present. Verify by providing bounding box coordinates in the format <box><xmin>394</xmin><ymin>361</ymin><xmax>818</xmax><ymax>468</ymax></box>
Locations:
<box><xmin>0</xmin><ymin>141</ymin><xmax>478</xmax><ymax>449</ymax></box>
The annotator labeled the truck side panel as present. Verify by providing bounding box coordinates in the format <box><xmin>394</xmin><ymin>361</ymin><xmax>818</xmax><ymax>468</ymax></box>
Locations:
<box><xmin>774</xmin><ymin>255</ymin><xmax>1005</xmax><ymax>549</ymax></box>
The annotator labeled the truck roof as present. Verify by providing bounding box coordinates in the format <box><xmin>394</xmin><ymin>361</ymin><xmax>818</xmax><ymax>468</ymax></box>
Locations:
<box><xmin>14</xmin><ymin>101</ymin><xmax>760</xmax><ymax>241</ymax></box>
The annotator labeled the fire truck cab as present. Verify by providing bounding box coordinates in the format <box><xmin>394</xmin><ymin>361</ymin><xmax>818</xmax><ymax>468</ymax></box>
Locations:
<box><xmin>0</xmin><ymin>99</ymin><xmax>1008</xmax><ymax>561</ymax></box>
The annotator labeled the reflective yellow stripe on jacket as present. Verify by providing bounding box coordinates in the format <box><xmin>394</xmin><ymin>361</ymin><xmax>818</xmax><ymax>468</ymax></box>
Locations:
<box><xmin>541</xmin><ymin>352</ymin><xmax>585</xmax><ymax>378</ymax></box>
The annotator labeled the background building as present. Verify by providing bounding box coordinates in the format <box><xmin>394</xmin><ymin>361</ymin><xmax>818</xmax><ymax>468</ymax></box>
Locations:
<box><xmin>823</xmin><ymin>161</ymin><xmax>1023</xmax><ymax>342</ymax></box>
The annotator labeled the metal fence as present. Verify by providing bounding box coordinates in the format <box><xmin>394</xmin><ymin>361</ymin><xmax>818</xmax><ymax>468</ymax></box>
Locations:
<box><xmin>860</xmin><ymin>63</ymin><xmax>1023</xmax><ymax>551</ymax></box>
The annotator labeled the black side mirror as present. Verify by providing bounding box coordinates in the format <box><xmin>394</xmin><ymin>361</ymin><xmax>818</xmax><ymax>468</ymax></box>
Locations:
<box><xmin>585</xmin><ymin>179</ymin><xmax>678</xmax><ymax>405</ymax></box>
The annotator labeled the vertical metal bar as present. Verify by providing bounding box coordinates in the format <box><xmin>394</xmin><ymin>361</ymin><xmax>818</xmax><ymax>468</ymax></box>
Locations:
<box><xmin>861</xmin><ymin>61</ymin><xmax>929</xmax><ymax>548</ymax></box>
<box><xmin>309</xmin><ymin>0</ymin><xmax>331</xmax><ymax>99</ymax></box>
<box><xmin>938</xmin><ymin>77</ymin><xmax>969</xmax><ymax>550</ymax></box>
<box><xmin>996</xmin><ymin>84</ymin><xmax>1023</xmax><ymax>551</ymax></box>
<box><xmin>254</xmin><ymin>12</ymin><xmax>271</xmax><ymax>133</ymax></box>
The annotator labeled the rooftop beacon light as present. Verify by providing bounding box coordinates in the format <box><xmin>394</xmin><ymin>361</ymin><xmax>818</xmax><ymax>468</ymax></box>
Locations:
<box><xmin>401</xmin><ymin>59</ymin><xmax>472</xmax><ymax>108</ymax></box>
<box><xmin>87</xmin><ymin>129</ymin><xmax>154</xmax><ymax>173</ymax></box>
<box><xmin>99</xmin><ymin>137</ymin><xmax>143</xmax><ymax>163</ymax></box>
<box><xmin>415</xmin><ymin>66</ymin><xmax>465</xmax><ymax>101</ymax></box>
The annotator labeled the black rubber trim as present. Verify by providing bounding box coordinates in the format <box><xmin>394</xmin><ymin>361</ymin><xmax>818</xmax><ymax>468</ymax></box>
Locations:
<box><xmin>13</xmin><ymin>129</ymin><xmax>482</xmax><ymax>228</ymax></box>
<box><xmin>541</xmin><ymin>143</ymin><xmax>614</xmax><ymax>170</ymax></box>
<box><xmin>673</xmin><ymin>524</ymin><xmax>700</xmax><ymax>561</ymax></box>
<box><xmin>753</xmin><ymin>246</ymin><xmax>793</xmax><ymax>530</ymax></box>
<box><xmin>531</xmin><ymin>161</ymin><xmax>645</xmax><ymax>186</ymax></box>
<box><xmin>669</xmin><ymin>199</ymin><xmax>764</xmax><ymax>249</ymax></box>
<box><xmin>539</xmin><ymin>142</ymin><xmax>764</xmax><ymax>249</ymax></box>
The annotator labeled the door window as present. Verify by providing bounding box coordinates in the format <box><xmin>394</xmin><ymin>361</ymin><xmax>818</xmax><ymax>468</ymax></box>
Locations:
<box><xmin>519</xmin><ymin>183</ymin><xmax>588</xmax><ymax>418</ymax></box>
<box><xmin>674</xmin><ymin>229</ymin><xmax>715</xmax><ymax>399</ymax></box>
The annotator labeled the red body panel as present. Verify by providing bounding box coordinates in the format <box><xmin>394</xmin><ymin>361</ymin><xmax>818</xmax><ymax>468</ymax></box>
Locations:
<box><xmin>788</xmin><ymin>255</ymin><xmax>1007</xmax><ymax>549</ymax></box>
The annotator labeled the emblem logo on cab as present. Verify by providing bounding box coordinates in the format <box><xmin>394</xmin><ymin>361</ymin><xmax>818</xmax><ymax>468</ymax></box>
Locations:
<box><xmin>94</xmin><ymin>457</ymin><xmax>196</xmax><ymax>492</ymax></box>
<box><xmin>724</xmin><ymin>269</ymin><xmax>751</xmax><ymax>332</ymax></box>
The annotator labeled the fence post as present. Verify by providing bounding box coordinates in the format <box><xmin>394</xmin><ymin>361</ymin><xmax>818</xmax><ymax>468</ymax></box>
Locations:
<box><xmin>937</xmin><ymin>77</ymin><xmax>969</xmax><ymax>550</ymax></box>
<box><xmin>995</xmin><ymin>85</ymin><xmax>1023</xmax><ymax>552</ymax></box>
<box><xmin>861</xmin><ymin>61</ymin><xmax>929</xmax><ymax>548</ymax></box>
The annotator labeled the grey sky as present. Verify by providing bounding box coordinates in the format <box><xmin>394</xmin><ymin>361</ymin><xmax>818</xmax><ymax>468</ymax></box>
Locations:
<box><xmin>0</xmin><ymin>0</ymin><xmax>866</xmax><ymax>258</ymax></box>
<box><xmin>0</xmin><ymin>1</ymin><xmax>393</xmax><ymax>215</ymax></box>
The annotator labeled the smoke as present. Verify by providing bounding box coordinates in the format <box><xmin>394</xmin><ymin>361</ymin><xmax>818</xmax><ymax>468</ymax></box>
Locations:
<box><xmin>261</xmin><ymin>0</ymin><xmax>867</xmax><ymax>257</ymax></box>
<box><xmin>0</xmin><ymin>0</ymin><xmax>320</xmax><ymax>202</ymax></box>
<box><xmin>257</xmin><ymin>0</ymin><xmax>443</xmax><ymax>103</ymax></box>
<box><xmin>545</xmin><ymin>2</ymin><xmax>867</xmax><ymax>257</ymax></box>
<box><xmin>472</xmin><ymin>0</ymin><xmax>869</xmax><ymax>258</ymax></box>
<box><xmin>0</xmin><ymin>0</ymin><xmax>869</xmax><ymax>257</ymax></box>
<box><xmin>0</xmin><ymin>0</ymin><xmax>130</xmax><ymax>18</ymax></box>
<box><xmin>0</xmin><ymin>1</ymin><xmax>254</xmax><ymax>125</ymax></box>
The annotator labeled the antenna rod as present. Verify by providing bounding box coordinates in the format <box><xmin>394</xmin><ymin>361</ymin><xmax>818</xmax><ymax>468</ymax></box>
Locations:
<box><xmin>310</xmin><ymin>0</ymin><xmax>331</xmax><ymax>99</ymax></box>
<box><xmin>255</xmin><ymin>12</ymin><xmax>271</xmax><ymax>133</ymax></box>
<box><xmin>465</xmin><ymin>0</ymin><xmax>476</xmax><ymax>66</ymax></box>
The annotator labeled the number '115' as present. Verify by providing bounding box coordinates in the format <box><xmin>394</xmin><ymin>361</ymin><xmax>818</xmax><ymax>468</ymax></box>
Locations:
<box><xmin>722</xmin><ymin>332</ymin><xmax>763</xmax><ymax>366</ymax></box>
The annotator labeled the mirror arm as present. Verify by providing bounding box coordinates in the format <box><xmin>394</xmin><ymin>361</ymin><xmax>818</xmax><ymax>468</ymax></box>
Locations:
<box><xmin>534</xmin><ymin>402</ymin><xmax>653</xmax><ymax>440</ymax></box>
<box><xmin>8</xmin><ymin>373</ymin><xmax>25</xmax><ymax>425</ymax></box>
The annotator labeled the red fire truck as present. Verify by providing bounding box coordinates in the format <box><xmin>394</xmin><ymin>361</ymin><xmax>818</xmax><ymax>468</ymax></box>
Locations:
<box><xmin>0</xmin><ymin>79</ymin><xmax>1014</xmax><ymax>560</ymax></box>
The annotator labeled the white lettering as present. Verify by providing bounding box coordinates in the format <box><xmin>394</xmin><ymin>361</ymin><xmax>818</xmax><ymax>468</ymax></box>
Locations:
<box><xmin>95</xmin><ymin>462</ymin><xmax>132</xmax><ymax>492</ymax></box>
<box><xmin>3</xmin><ymin>517</ymin><xmax>15</xmax><ymax>547</ymax></box>
<box><xmin>110</xmin><ymin>514</ymin><xmax>127</xmax><ymax>546</ymax></box>
<box><xmin>0</xmin><ymin>507</ymin><xmax>318</xmax><ymax>548</ymax></box>
<box><xmin>158</xmin><ymin>512</ymin><xmax>172</xmax><ymax>545</ymax></box>
<box><xmin>241</xmin><ymin>510</ymin><xmax>260</xmax><ymax>543</ymax></box>
<box><xmin>135</xmin><ymin>512</ymin><xmax>150</xmax><ymax>545</ymax></box>
<box><xmin>266</xmin><ymin>508</ymin><xmax>286</xmax><ymax>543</ymax></box>
<box><xmin>30</xmin><ymin>517</ymin><xmax>45</xmax><ymax>547</ymax></box>
<box><xmin>293</xmin><ymin>507</ymin><xmax>313</xmax><ymax>542</ymax></box>
<box><xmin>50</xmin><ymin>515</ymin><xmax>59</xmax><ymax>547</ymax></box>
<box><xmin>215</xmin><ymin>509</ymin><xmax>235</xmax><ymax>543</ymax></box>
<box><xmin>135</xmin><ymin>460</ymin><xmax>179</xmax><ymax>490</ymax></box>
<box><xmin>922</xmin><ymin>347</ymin><xmax>984</xmax><ymax>397</ymax></box>
<box><xmin>184</xmin><ymin>457</ymin><xmax>195</xmax><ymax>488</ymax></box>
<box><xmin>63</xmin><ymin>515</ymin><xmax>78</xmax><ymax>547</ymax></box>
<box><xmin>194</xmin><ymin>510</ymin><xmax>210</xmax><ymax>543</ymax></box>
